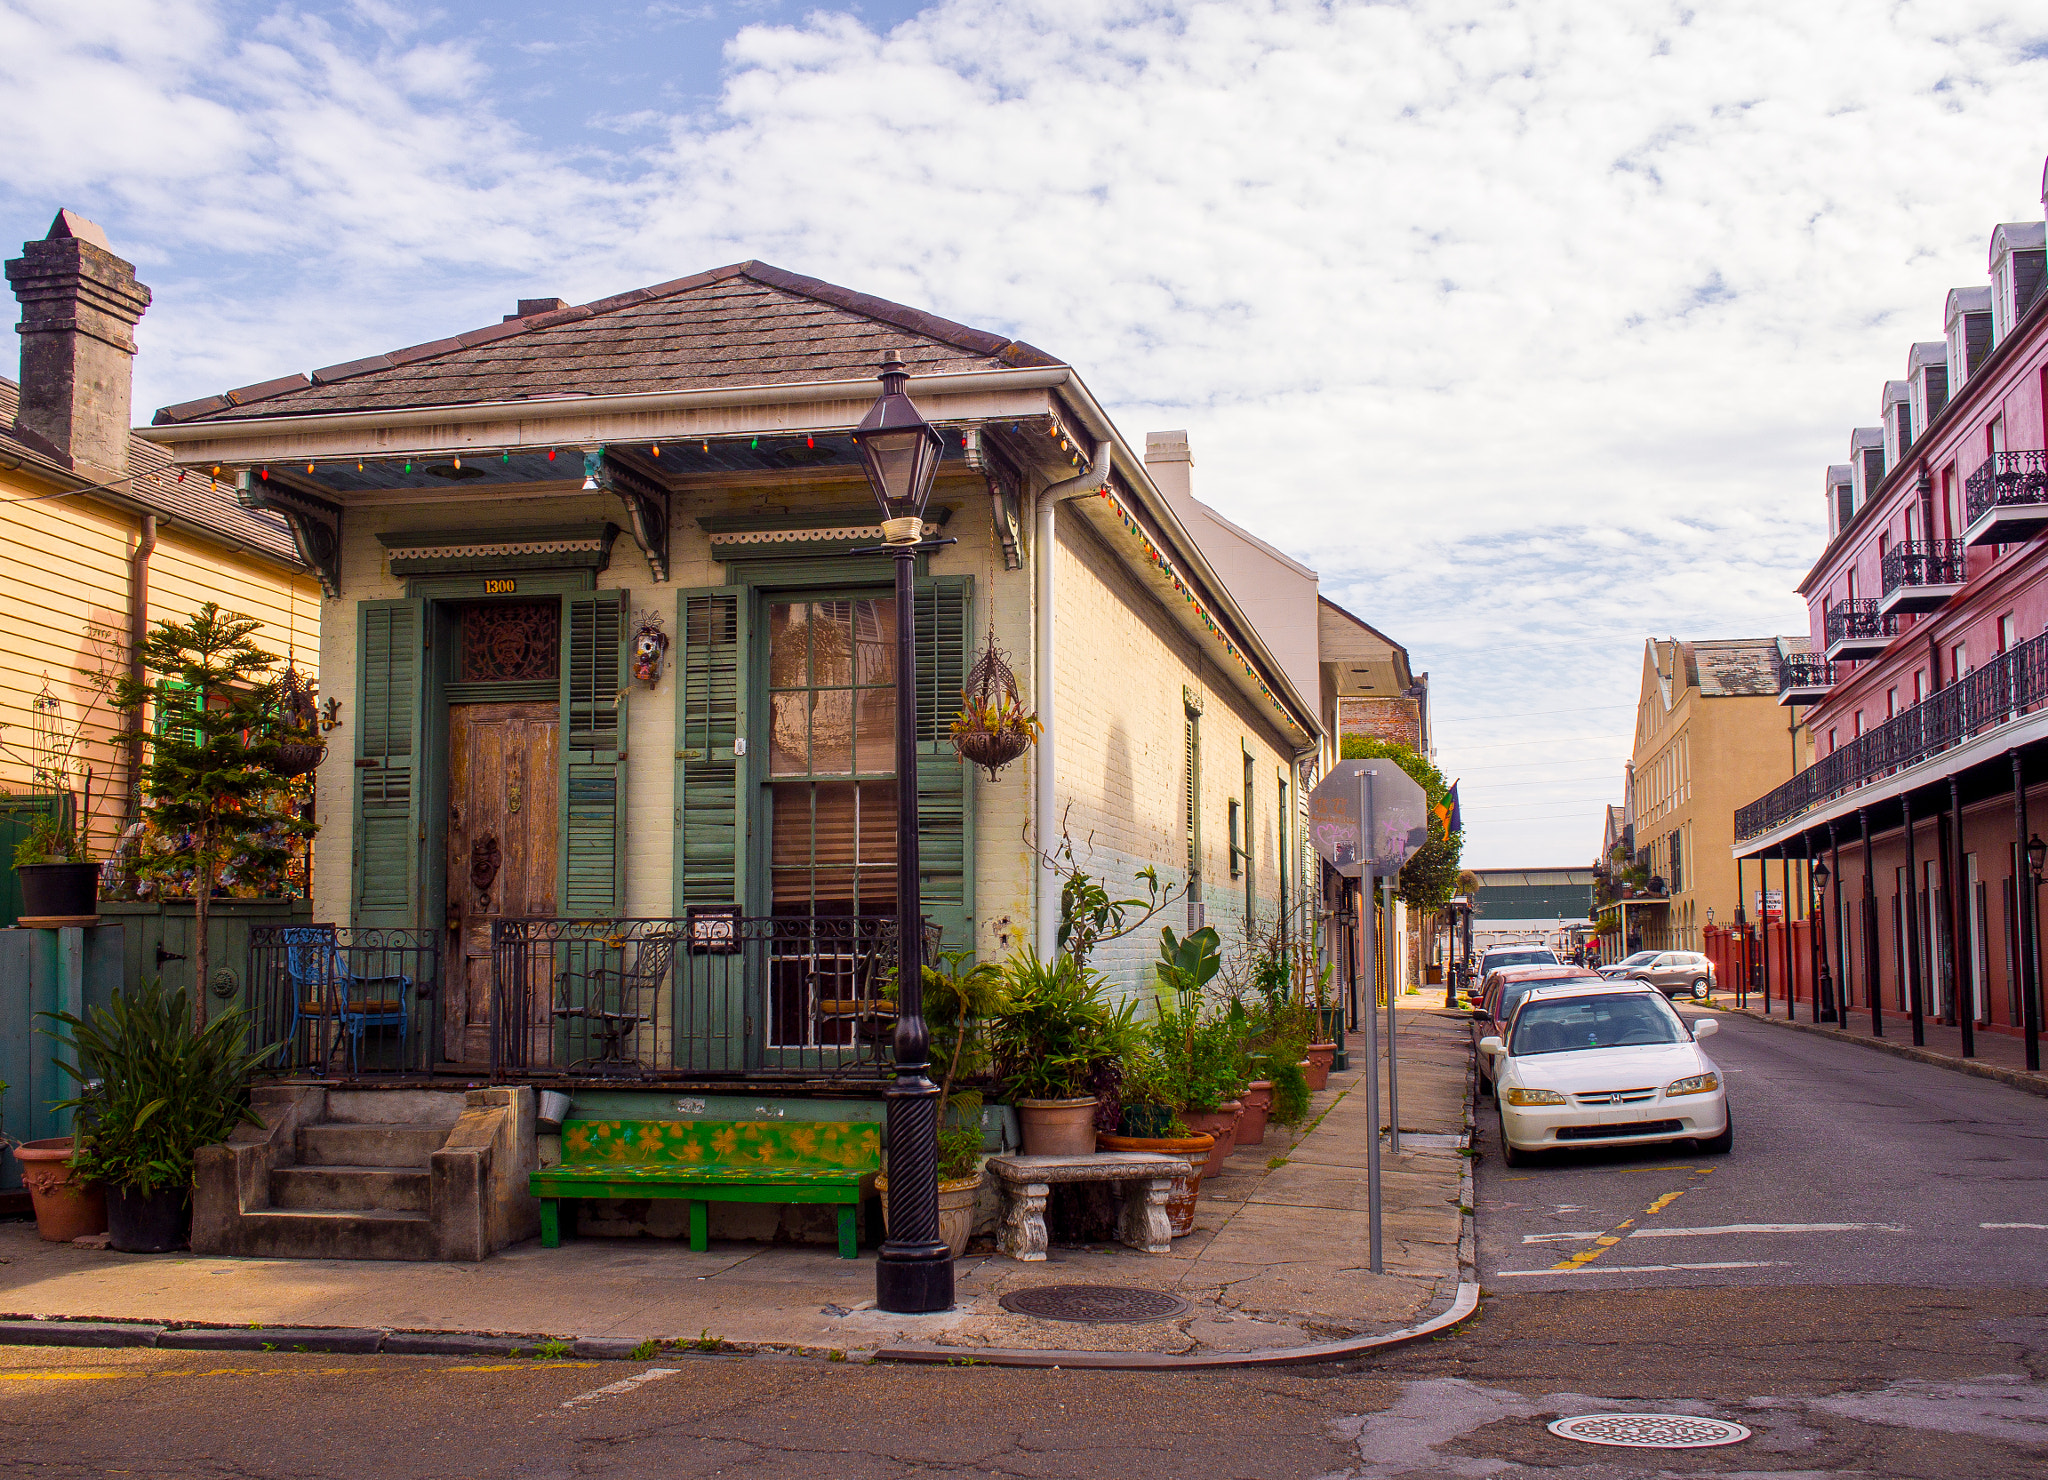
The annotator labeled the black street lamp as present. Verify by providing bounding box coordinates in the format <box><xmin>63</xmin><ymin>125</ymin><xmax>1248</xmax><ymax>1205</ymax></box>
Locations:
<box><xmin>852</xmin><ymin>350</ymin><xmax>954</xmax><ymax>1315</ymax></box>
<box><xmin>1811</xmin><ymin>854</ymin><xmax>1837</xmax><ymax>1023</ymax></box>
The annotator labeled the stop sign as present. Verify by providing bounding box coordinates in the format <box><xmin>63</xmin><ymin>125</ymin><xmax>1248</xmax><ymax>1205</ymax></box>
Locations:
<box><xmin>1308</xmin><ymin>761</ymin><xmax>1429</xmax><ymax>879</ymax></box>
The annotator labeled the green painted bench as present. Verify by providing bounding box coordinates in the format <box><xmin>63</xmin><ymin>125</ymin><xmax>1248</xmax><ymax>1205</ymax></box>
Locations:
<box><xmin>531</xmin><ymin>1119</ymin><xmax>881</xmax><ymax>1258</ymax></box>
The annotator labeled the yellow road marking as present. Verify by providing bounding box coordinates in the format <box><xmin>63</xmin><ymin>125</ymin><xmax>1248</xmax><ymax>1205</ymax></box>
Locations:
<box><xmin>1549</xmin><ymin>1168</ymin><xmax>1716</xmax><ymax>1272</ymax></box>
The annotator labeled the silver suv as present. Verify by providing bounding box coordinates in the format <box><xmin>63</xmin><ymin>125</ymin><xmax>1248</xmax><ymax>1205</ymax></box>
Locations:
<box><xmin>1602</xmin><ymin>950</ymin><xmax>1715</xmax><ymax>1000</ymax></box>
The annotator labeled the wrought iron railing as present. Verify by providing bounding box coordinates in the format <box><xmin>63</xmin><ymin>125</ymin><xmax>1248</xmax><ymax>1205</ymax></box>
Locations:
<box><xmin>1964</xmin><ymin>450</ymin><xmax>2048</xmax><ymax>526</ymax></box>
<box><xmin>490</xmin><ymin>913</ymin><xmax>942</xmax><ymax>1080</ymax></box>
<box><xmin>1776</xmin><ymin>651</ymin><xmax>1835</xmax><ymax>695</ymax></box>
<box><xmin>1823</xmin><ymin>598</ymin><xmax>1896</xmax><ymax>651</ymax></box>
<box><xmin>1880</xmin><ymin>539</ymin><xmax>1967</xmax><ymax>596</ymax></box>
<box><xmin>1736</xmin><ymin>628</ymin><xmax>2048</xmax><ymax>839</ymax></box>
<box><xmin>248</xmin><ymin>926</ymin><xmax>440</xmax><ymax>1075</ymax></box>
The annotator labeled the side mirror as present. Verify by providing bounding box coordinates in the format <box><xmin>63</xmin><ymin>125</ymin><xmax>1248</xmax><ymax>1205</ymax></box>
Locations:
<box><xmin>1478</xmin><ymin>1035</ymin><xmax>1505</xmax><ymax>1057</ymax></box>
<box><xmin>1690</xmin><ymin>1017</ymin><xmax>1719</xmax><ymax>1040</ymax></box>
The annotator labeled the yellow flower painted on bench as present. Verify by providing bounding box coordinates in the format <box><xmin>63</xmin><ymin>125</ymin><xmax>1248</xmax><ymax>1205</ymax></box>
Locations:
<box><xmin>710</xmin><ymin>1127</ymin><xmax>739</xmax><ymax>1157</ymax></box>
<box><xmin>562</xmin><ymin>1123</ymin><xmax>594</xmax><ymax>1156</ymax></box>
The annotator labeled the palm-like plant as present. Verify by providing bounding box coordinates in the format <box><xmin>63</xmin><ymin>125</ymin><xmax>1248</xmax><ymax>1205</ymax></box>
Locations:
<box><xmin>42</xmin><ymin>978</ymin><xmax>279</xmax><ymax>1195</ymax></box>
<box><xmin>990</xmin><ymin>950</ymin><xmax>1136</xmax><ymax>1102</ymax></box>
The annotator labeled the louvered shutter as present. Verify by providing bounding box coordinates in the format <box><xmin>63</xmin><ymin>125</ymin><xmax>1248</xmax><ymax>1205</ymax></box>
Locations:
<box><xmin>561</xmin><ymin>590</ymin><xmax>628</xmax><ymax>916</ymax></box>
<box><xmin>352</xmin><ymin>599</ymin><xmax>426</xmax><ymax>927</ymax></box>
<box><xmin>673</xmin><ymin>588</ymin><xmax>748</xmax><ymax>911</ymax></box>
<box><xmin>913</xmin><ymin>577</ymin><xmax>974</xmax><ymax>952</ymax></box>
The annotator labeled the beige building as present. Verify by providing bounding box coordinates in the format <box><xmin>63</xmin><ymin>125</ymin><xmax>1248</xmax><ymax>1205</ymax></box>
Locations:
<box><xmin>0</xmin><ymin>212</ymin><xmax>316</xmax><ymax>911</ymax></box>
<box><xmin>1626</xmin><ymin>637</ymin><xmax>1810</xmax><ymax>950</ymax></box>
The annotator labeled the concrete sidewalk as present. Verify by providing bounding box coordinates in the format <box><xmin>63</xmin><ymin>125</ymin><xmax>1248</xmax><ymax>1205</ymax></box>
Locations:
<box><xmin>0</xmin><ymin>1010</ymin><xmax>1474</xmax><ymax>1361</ymax></box>
<box><xmin>1717</xmin><ymin>992</ymin><xmax>2048</xmax><ymax>1099</ymax></box>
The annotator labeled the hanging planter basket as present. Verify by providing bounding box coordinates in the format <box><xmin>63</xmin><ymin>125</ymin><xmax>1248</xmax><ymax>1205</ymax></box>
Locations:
<box><xmin>950</xmin><ymin>633</ymin><xmax>1041</xmax><ymax>781</ymax></box>
<box><xmin>272</xmin><ymin>663</ymin><xmax>326</xmax><ymax>777</ymax></box>
<box><xmin>272</xmin><ymin>741</ymin><xmax>327</xmax><ymax>777</ymax></box>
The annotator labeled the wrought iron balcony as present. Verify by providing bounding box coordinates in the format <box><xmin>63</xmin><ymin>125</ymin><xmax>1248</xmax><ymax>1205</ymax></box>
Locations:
<box><xmin>1822</xmin><ymin>598</ymin><xmax>1896</xmax><ymax>662</ymax></box>
<box><xmin>1877</xmin><ymin>539</ymin><xmax>1967</xmax><ymax>615</ymax></box>
<box><xmin>1963</xmin><ymin>450</ymin><xmax>2048</xmax><ymax>546</ymax></box>
<box><xmin>1776</xmin><ymin>651</ymin><xmax>1835</xmax><ymax>706</ymax></box>
<box><xmin>1736</xmin><ymin>628</ymin><xmax>2048</xmax><ymax>840</ymax></box>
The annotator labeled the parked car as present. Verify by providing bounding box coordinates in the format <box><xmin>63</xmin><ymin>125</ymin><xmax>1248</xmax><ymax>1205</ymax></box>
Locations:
<box><xmin>1478</xmin><ymin>946</ymin><xmax>1561</xmax><ymax>980</ymax></box>
<box><xmin>1471</xmin><ymin>965</ymin><xmax>1605</xmax><ymax>1096</ymax></box>
<box><xmin>1600</xmin><ymin>950</ymin><xmax>1716</xmax><ymax>1000</ymax></box>
<box><xmin>1479</xmin><ymin>982</ymin><xmax>1729</xmax><ymax>1166</ymax></box>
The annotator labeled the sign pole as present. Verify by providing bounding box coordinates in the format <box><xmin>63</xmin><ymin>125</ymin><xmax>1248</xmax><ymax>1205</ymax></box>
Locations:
<box><xmin>1359</xmin><ymin>769</ymin><xmax>1382</xmax><ymax>1274</ymax></box>
<box><xmin>1384</xmin><ymin>871</ymin><xmax>1400</xmax><ymax>1156</ymax></box>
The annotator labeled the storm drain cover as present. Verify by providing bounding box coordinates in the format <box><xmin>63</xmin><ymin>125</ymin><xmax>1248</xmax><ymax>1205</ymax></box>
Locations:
<box><xmin>1548</xmin><ymin>1414</ymin><xmax>1751</xmax><ymax>1449</ymax></box>
<box><xmin>998</xmin><ymin>1285</ymin><xmax>1190</xmax><ymax>1324</ymax></box>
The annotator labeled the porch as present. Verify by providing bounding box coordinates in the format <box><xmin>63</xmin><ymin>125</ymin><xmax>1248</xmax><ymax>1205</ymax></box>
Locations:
<box><xmin>247</xmin><ymin>914</ymin><xmax>937</xmax><ymax>1085</ymax></box>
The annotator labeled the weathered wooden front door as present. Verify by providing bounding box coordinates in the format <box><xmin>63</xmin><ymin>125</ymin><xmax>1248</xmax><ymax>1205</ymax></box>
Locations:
<box><xmin>446</xmin><ymin>703</ymin><xmax>559</xmax><ymax>1065</ymax></box>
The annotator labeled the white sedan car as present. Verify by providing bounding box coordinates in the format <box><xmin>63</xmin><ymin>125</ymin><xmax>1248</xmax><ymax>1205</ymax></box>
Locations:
<box><xmin>1479</xmin><ymin>982</ymin><xmax>1730</xmax><ymax>1166</ymax></box>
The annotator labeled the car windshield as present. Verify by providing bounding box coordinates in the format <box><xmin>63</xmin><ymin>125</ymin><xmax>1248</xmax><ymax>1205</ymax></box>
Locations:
<box><xmin>1499</xmin><ymin>976</ymin><xmax>1601</xmax><ymax>1019</ymax></box>
<box><xmin>1485</xmin><ymin>951</ymin><xmax>1555</xmax><ymax>969</ymax></box>
<box><xmin>1510</xmin><ymin>994</ymin><xmax>1686</xmax><ymax>1055</ymax></box>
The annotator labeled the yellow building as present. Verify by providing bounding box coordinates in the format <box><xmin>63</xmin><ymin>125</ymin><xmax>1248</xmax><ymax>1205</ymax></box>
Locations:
<box><xmin>1626</xmin><ymin>637</ymin><xmax>1810</xmax><ymax>950</ymax></box>
<box><xmin>0</xmin><ymin>211</ymin><xmax>317</xmax><ymax>897</ymax></box>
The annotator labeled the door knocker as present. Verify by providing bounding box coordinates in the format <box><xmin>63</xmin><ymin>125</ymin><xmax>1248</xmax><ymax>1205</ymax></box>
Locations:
<box><xmin>507</xmin><ymin>774</ymin><xmax>522</xmax><ymax>815</ymax></box>
<box><xmin>470</xmin><ymin>833</ymin><xmax>502</xmax><ymax>907</ymax></box>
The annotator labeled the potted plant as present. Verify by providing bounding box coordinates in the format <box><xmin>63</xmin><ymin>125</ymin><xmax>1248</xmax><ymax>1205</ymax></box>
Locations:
<box><xmin>1098</xmin><ymin>1041</ymin><xmax>1212</xmax><ymax>1236</ymax></box>
<box><xmin>1147</xmin><ymin>927</ymin><xmax>1249</xmax><ymax>1178</ymax></box>
<box><xmin>877</xmin><ymin>951</ymin><xmax>1006</xmax><ymax>1256</ymax></box>
<box><xmin>13</xmin><ymin>1127</ymin><xmax>106</xmax><ymax>1243</ymax></box>
<box><xmin>11</xmin><ymin>810</ymin><xmax>98</xmax><ymax>918</ymax></box>
<box><xmin>990</xmin><ymin>951</ymin><xmax>1134</xmax><ymax>1155</ymax></box>
<box><xmin>950</xmin><ymin>634</ymin><xmax>1042</xmax><ymax>781</ymax></box>
<box><xmin>42</xmin><ymin>976</ymin><xmax>277</xmax><ymax>1253</ymax></box>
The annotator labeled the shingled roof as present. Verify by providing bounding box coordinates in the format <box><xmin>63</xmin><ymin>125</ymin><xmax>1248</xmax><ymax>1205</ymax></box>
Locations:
<box><xmin>1694</xmin><ymin>637</ymin><xmax>1804</xmax><ymax>698</ymax></box>
<box><xmin>155</xmin><ymin>261</ymin><xmax>1064</xmax><ymax>425</ymax></box>
<box><xmin>1</xmin><ymin>377</ymin><xmax>299</xmax><ymax>564</ymax></box>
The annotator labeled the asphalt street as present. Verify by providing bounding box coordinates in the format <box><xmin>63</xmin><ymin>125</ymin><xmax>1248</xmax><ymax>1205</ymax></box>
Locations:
<box><xmin>1</xmin><ymin>1017</ymin><xmax>2044</xmax><ymax>1478</ymax></box>
<box><xmin>1472</xmin><ymin>1006</ymin><xmax>2048</xmax><ymax>1289</ymax></box>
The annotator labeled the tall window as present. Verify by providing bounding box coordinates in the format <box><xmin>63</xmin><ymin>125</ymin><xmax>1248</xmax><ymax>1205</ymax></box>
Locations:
<box><xmin>1241</xmin><ymin>750</ymin><xmax>1256</xmax><ymax>923</ymax></box>
<box><xmin>766</xmin><ymin>597</ymin><xmax>897</xmax><ymax>920</ymax></box>
<box><xmin>1951</xmin><ymin>642</ymin><xmax>1968</xmax><ymax>684</ymax></box>
<box><xmin>1277</xmin><ymin>772</ymin><xmax>1290</xmax><ymax>942</ymax></box>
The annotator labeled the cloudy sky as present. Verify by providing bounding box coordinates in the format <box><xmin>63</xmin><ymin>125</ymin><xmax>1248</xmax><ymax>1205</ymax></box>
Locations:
<box><xmin>4</xmin><ymin>0</ymin><xmax>2046</xmax><ymax>867</ymax></box>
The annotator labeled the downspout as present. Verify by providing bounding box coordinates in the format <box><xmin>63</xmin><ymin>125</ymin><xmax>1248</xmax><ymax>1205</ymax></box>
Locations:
<box><xmin>1034</xmin><ymin>439</ymin><xmax>1114</xmax><ymax>960</ymax></box>
<box><xmin>126</xmin><ymin>513</ymin><xmax>157</xmax><ymax>825</ymax></box>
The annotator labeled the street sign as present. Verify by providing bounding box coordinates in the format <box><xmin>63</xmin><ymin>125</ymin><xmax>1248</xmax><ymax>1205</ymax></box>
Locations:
<box><xmin>1308</xmin><ymin>761</ymin><xmax>1430</xmax><ymax>878</ymax></box>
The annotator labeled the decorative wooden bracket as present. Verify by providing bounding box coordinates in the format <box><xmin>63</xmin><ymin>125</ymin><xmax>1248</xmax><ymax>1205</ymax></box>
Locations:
<box><xmin>964</xmin><ymin>428</ymin><xmax>1023</xmax><ymax>571</ymax></box>
<box><xmin>603</xmin><ymin>452</ymin><xmax>672</xmax><ymax>583</ymax></box>
<box><xmin>235</xmin><ymin>470</ymin><xmax>342</xmax><ymax>597</ymax></box>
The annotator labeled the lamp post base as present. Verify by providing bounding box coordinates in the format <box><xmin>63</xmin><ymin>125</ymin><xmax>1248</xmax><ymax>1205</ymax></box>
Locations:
<box><xmin>876</xmin><ymin>1247</ymin><xmax>955</xmax><ymax>1313</ymax></box>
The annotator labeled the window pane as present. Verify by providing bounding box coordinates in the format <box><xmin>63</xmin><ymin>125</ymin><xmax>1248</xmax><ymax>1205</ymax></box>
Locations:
<box><xmin>853</xmin><ymin>598</ymin><xmax>895</xmax><ymax>686</ymax></box>
<box><xmin>854</xmin><ymin>687</ymin><xmax>895</xmax><ymax>774</ymax></box>
<box><xmin>769</xmin><ymin>692</ymin><xmax>808</xmax><ymax>775</ymax></box>
<box><xmin>768</xmin><ymin>603</ymin><xmax>808</xmax><ymax>688</ymax></box>
<box><xmin>811</xmin><ymin>690</ymin><xmax>854</xmax><ymax>774</ymax></box>
<box><xmin>811</xmin><ymin>601</ymin><xmax>855</xmax><ymax>688</ymax></box>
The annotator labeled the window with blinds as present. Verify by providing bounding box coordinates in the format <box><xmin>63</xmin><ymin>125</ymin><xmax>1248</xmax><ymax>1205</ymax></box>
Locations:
<box><xmin>1184</xmin><ymin>710</ymin><xmax>1201</xmax><ymax>890</ymax></box>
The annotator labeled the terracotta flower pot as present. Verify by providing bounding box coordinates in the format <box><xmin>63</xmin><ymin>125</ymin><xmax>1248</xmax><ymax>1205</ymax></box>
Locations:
<box><xmin>1098</xmin><ymin>1132</ymin><xmax>1212</xmax><ymax>1236</ymax></box>
<box><xmin>1304</xmin><ymin>1042</ymin><xmax>1337</xmax><ymax>1091</ymax></box>
<box><xmin>14</xmin><ymin>1139</ymin><xmax>106</xmax><ymax>1242</ymax></box>
<box><xmin>1238</xmin><ymin>1081</ymin><xmax>1274</xmax><ymax>1145</ymax></box>
<box><xmin>1177</xmin><ymin>1102</ymin><xmax>1243</xmax><ymax>1179</ymax></box>
<box><xmin>875</xmin><ymin>1171</ymin><xmax>983</xmax><ymax>1258</ymax></box>
<box><xmin>1015</xmin><ymin>1097</ymin><xmax>1100</xmax><ymax>1156</ymax></box>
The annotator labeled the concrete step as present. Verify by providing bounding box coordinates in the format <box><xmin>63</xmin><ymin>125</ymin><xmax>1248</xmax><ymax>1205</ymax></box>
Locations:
<box><xmin>271</xmin><ymin>1165</ymin><xmax>430</xmax><ymax>1213</ymax></box>
<box><xmin>322</xmin><ymin>1088</ymin><xmax>466</xmax><ymax>1128</ymax></box>
<box><xmin>296</xmin><ymin>1122</ymin><xmax>449</xmax><ymax>1169</ymax></box>
<box><xmin>233</xmin><ymin>1208</ymin><xmax>435</xmax><ymax>1261</ymax></box>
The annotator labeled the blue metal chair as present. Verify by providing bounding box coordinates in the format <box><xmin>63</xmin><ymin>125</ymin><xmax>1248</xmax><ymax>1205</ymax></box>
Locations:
<box><xmin>279</xmin><ymin>925</ymin><xmax>413</xmax><ymax>1073</ymax></box>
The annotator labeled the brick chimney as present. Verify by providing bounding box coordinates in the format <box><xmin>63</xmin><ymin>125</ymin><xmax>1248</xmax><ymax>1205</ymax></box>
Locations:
<box><xmin>4</xmin><ymin>209</ymin><xmax>152</xmax><ymax>479</ymax></box>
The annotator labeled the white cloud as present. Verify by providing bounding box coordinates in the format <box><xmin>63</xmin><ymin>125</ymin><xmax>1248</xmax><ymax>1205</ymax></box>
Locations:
<box><xmin>4</xmin><ymin>0</ymin><xmax>2046</xmax><ymax>865</ymax></box>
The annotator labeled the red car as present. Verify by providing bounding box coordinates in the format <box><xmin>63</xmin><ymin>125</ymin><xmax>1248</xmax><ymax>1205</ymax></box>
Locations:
<box><xmin>1471</xmin><ymin>965</ymin><xmax>1605</xmax><ymax>1096</ymax></box>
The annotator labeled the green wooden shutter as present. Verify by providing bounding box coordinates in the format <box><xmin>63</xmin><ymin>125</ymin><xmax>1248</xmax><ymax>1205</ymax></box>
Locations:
<box><xmin>673</xmin><ymin>588</ymin><xmax>748</xmax><ymax>911</ymax></box>
<box><xmin>914</xmin><ymin>578</ymin><xmax>974</xmax><ymax>952</ymax></box>
<box><xmin>562</xmin><ymin>590</ymin><xmax>628</xmax><ymax>917</ymax></box>
<box><xmin>352</xmin><ymin>599</ymin><xmax>426</xmax><ymax>928</ymax></box>
<box><xmin>154</xmin><ymin>678</ymin><xmax>200</xmax><ymax>747</ymax></box>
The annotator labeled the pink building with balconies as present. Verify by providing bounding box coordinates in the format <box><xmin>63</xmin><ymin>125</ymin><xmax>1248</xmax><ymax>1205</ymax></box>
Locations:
<box><xmin>1735</xmin><ymin>164</ymin><xmax>2048</xmax><ymax>1069</ymax></box>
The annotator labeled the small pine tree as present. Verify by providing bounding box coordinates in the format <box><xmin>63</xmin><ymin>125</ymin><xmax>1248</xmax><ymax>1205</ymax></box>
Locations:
<box><xmin>113</xmin><ymin>604</ymin><xmax>314</xmax><ymax>1028</ymax></box>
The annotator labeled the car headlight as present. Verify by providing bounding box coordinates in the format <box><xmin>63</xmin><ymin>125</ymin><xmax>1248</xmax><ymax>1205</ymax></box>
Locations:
<box><xmin>1503</xmin><ymin>1087</ymin><xmax>1569</xmax><ymax>1106</ymax></box>
<box><xmin>1665</xmin><ymin>1072</ymin><xmax>1720</xmax><ymax>1097</ymax></box>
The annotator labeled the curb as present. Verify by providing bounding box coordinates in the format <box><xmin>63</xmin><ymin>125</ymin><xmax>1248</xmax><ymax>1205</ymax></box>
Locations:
<box><xmin>871</xmin><ymin>1282</ymin><xmax>1482</xmax><ymax>1370</ymax></box>
<box><xmin>0</xmin><ymin>1320</ymin><xmax>607</xmax><ymax>1359</ymax></box>
<box><xmin>1720</xmin><ymin>1001</ymin><xmax>2048</xmax><ymax>1100</ymax></box>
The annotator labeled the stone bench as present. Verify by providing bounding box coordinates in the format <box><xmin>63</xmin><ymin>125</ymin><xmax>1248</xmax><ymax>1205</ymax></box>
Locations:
<box><xmin>986</xmin><ymin>1152</ymin><xmax>1194</xmax><ymax>1260</ymax></box>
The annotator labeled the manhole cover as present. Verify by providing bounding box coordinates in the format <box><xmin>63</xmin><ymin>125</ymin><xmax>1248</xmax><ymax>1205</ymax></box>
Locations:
<box><xmin>998</xmin><ymin>1285</ymin><xmax>1190</xmax><ymax>1324</ymax></box>
<box><xmin>1548</xmin><ymin>1414</ymin><xmax>1751</xmax><ymax>1449</ymax></box>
